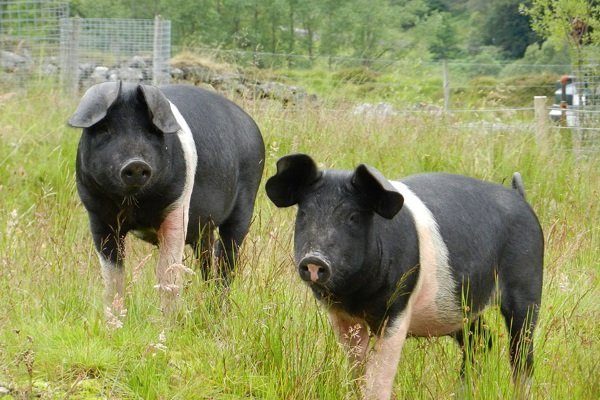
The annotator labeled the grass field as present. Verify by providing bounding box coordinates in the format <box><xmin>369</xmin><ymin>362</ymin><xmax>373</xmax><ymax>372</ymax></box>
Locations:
<box><xmin>0</xmin><ymin>83</ymin><xmax>598</xmax><ymax>399</ymax></box>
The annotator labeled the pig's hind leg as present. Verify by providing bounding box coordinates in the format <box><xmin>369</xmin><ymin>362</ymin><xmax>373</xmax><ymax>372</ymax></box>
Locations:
<box><xmin>452</xmin><ymin>316</ymin><xmax>493</xmax><ymax>377</ymax></box>
<box><xmin>190</xmin><ymin>223</ymin><xmax>216</xmax><ymax>281</ymax></box>
<box><xmin>214</xmin><ymin>189</ymin><xmax>258</xmax><ymax>283</ymax></box>
<box><xmin>497</xmin><ymin>230</ymin><xmax>543</xmax><ymax>388</ymax></box>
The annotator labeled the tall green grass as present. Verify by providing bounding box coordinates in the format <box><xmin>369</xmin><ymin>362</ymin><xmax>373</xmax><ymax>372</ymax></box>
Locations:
<box><xmin>0</xmin><ymin>84</ymin><xmax>598</xmax><ymax>399</ymax></box>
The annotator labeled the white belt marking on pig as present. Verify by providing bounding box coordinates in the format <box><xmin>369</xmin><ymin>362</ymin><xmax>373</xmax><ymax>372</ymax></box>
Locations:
<box><xmin>168</xmin><ymin>101</ymin><xmax>198</xmax><ymax>219</ymax></box>
<box><xmin>153</xmin><ymin>102</ymin><xmax>198</xmax><ymax>313</ymax></box>
<box><xmin>390</xmin><ymin>181</ymin><xmax>461</xmax><ymax>336</ymax></box>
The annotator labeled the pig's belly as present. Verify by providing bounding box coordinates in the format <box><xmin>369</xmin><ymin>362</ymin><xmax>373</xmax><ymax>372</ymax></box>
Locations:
<box><xmin>407</xmin><ymin>282</ymin><xmax>464</xmax><ymax>337</ymax></box>
<box><xmin>408</xmin><ymin>304</ymin><xmax>463</xmax><ymax>337</ymax></box>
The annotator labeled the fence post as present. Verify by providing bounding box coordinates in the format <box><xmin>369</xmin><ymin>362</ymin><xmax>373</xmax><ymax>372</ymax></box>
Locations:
<box><xmin>60</xmin><ymin>16</ymin><xmax>80</xmax><ymax>93</ymax></box>
<box><xmin>152</xmin><ymin>15</ymin><xmax>162</xmax><ymax>85</ymax></box>
<box><xmin>534</xmin><ymin>96</ymin><xmax>547</xmax><ymax>146</ymax></box>
<box><xmin>152</xmin><ymin>15</ymin><xmax>171</xmax><ymax>85</ymax></box>
<box><xmin>443</xmin><ymin>59</ymin><xmax>450</xmax><ymax>112</ymax></box>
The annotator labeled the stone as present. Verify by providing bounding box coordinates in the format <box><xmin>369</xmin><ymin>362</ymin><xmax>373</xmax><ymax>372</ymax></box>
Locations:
<box><xmin>128</xmin><ymin>55</ymin><xmax>147</xmax><ymax>69</ymax></box>
<box><xmin>170</xmin><ymin>67</ymin><xmax>184</xmax><ymax>80</ymax></box>
<box><xmin>0</xmin><ymin>50</ymin><xmax>29</xmax><ymax>71</ymax></box>
<box><xmin>91</xmin><ymin>66</ymin><xmax>109</xmax><ymax>83</ymax></box>
<box><xmin>352</xmin><ymin>102</ymin><xmax>398</xmax><ymax>117</ymax></box>
<box><xmin>118</xmin><ymin>67</ymin><xmax>144</xmax><ymax>82</ymax></box>
<box><xmin>42</xmin><ymin>63</ymin><xmax>59</xmax><ymax>76</ymax></box>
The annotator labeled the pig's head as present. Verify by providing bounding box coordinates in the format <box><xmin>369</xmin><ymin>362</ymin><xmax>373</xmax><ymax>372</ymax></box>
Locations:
<box><xmin>69</xmin><ymin>81</ymin><xmax>181</xmax><ymax>197</ymax></box>
<box><xmin>266</xmin><ymin>154</ymin><xmax>404</xmax><ymax>297</ymax></box>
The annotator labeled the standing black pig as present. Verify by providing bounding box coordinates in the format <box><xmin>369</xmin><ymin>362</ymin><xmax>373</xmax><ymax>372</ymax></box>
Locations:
<box><xmin>266</xmin><ymin>153</ymin><xmax>543</xmax><ymax>399</ymax></box>
<box><xmin>69</xmin><ymin>81</ymin><xmax>265</xmax><ymax>314</ymax></box>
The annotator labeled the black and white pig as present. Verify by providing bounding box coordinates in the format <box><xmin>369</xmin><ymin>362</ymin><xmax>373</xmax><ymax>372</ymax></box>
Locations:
<box><xmin>69</xmin><ymin>81</ymin><xmax>265</xmax><ymax>313</ymax></box>
<box><xmin>266</xmin><ymin>154</ymin><xmax>543</xmax><ymax>399</ymax></box>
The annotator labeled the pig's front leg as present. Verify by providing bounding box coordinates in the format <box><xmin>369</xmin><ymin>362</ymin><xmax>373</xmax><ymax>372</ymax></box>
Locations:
<box><xmin>363</xmin><ymin>307</ymin><xmax>412</xmax><ymax>400</ymax></box>
<box><xmin>156</xmin><ymin>204</ymin><xmax>188</xmax><ymax>314</ymax></box>
<box><xmin>89</xmin><ymin>214</ymin><xmax>126</xmax><ymax>323</ymax></box>
<box><xmin>328</xmin><ymin>310</ymin><xmax>370</xmax><ymax>371</ymax></box>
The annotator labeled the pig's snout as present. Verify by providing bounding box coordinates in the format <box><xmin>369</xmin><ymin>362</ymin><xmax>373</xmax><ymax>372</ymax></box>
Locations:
<box><xmin>120</xmin><ymin>159</ymin><xmax>152</xmax><ymax>190</ymax></box>
<box><xmin>298</xmin><ymin>255</ymin><xmax>331</xmax><ymax>284</ymax></box>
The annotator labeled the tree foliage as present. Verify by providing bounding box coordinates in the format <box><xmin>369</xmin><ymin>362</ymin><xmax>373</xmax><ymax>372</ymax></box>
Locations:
<box><xmin>67</xmin><ymin>0</ymin><xmax>559</xmax><ymax>63</ymax></box>
<box><xmin>481</xmin><ymin>0</ymin><xmax>537</xmax><ymax>59</ymax></box>
<box><xmin>522</xmin><ymin>0</ymin><xmax>600</xmax><ymax>63</ymax></box>
<box><xmin>423</xmin><ymin>12</ymin><xmax>461</xmax><ymax>60</ymax></box>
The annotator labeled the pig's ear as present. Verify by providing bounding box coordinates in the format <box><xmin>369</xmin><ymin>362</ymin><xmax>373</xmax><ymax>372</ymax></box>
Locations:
<box><xmin>138</xmin><ymin>84</ymin><xmax>181</xmax><ymax>134</ymax></box>
<box><xmin>265</xmin><ymin>153</ymin><xmax>322</xmax><ymax>207</ymax></box>
<box><xmin>352</xmin><ymin>164</ymin><xmax>403</xmax><ymax>219</ymax></box>
<box><xmin>68</xmin><ymin>81</ymin><xmax>122</xmax><ymax>128</ymax></box>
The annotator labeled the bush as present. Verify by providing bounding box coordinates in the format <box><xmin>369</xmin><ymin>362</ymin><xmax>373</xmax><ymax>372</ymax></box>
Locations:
<box><xmin>454</xmin><ymin>46</ymin><xmax>505</xmax><ymax>77</ymax></box>
<box><xmin>452</xmin><ymin>73</ymin><xmax>558</xmax><ymax>107</ymax></box>
<box><xmin>332</xmin><ymin>67</ymin><xmax>380</xmax><ymax>84</ymax></box>
<box><xmin>500</xmin><ymin>42</ymin><xmax>571</xmax><ymax>77</ymax></box>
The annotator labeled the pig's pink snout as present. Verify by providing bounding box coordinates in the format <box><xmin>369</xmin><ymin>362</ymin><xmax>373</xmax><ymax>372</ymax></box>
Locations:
<box><xmin>298</xmin><ymin>256</ymin><xmax>331</xmax><ymax>284</ymax></box>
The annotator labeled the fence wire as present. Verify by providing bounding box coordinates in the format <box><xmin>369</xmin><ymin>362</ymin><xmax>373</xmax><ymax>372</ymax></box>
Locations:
<box><xmin>1</xmin><ymin>2</ymin><xmax>170</xmax><ymax>88</ymax></box>
<box><xmin>569</xmin><ymin>61</ymin><xmax>600</xmax><ymax>156</ymax></box>
<box><xmin>0</xmin><ymin>0</ymin><xmax>68</xmax><ymax>83</ymax></box>
<box><xmin>59</xmin><ymin>16</ymin><xmax>171</xmax><ymax>91</ymax></box>
<box><xmin>175</xmin><ymin>46</ymin><xmax>575</xmax><ymax>112</ymax></box>
<box><xmin>0</xmin><ymin>3</ymin><xmax>597</xmax><ymax>156</ymax></box>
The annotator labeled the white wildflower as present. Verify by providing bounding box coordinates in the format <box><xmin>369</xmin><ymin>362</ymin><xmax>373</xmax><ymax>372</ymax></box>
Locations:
<box><xmin>105</xmin><ymin>294</ymin><xmax>127</xmax><ymax>331</ymax></box>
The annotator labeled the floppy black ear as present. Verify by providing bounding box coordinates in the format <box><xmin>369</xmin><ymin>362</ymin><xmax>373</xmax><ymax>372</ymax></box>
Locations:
<box><xmin>265</xmin><ymin>153</ymin><xmax>322</xmax><ymax>207</ymax></box>
<box><xmin>138</xmin><ymin>84</ymin><xmax>181</xmax><ymax>134</ymax></box>
<box><xmin>68</xmin><ymin>81</ymin><xmax>122</xmax><ymax>128</ymax></box>
<box><xmin>352</xmin><ymin>164</ymin><xmax>403</xmax><ymax>219</ymax></box>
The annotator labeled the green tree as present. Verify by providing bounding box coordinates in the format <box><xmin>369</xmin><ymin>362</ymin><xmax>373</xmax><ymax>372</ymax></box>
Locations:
<box><xmin>347</xmin><ymin>0</ymin><xmax>398</xmax><ymax>61</ymax></box>
<box><xmin>423</xmin><ymin>11</ymin><xmax>461</xmax><ymax>60</ymax></box>
<box><xmin>285</xmin><ymin>0</ymin><xmax>298</xmax><ymax>66</ymax></box>
<box><xmin>391</xmin><ymin>0</ymin><xmax>430</xmax><ymax>30</ymax></box>
<box><xmin>70</xmin><ymin>0</ymin><xmax>130</xmax><ymax>18</ymax></box>
<box><xmin>264</xmin><ymin>0</ymin><xmax>285</xmax><ymax>53</ymax></box>
<box><xmin>522</xmin><ymin>0</ymin><xmax>600</xmax><ymax>65</ymax></box>
<box><xmin>297</xmin><ymin>0</ymin><xmax>320</xmax><ymax>60</ymax></box>
<box><xmin>481</xmin><ymin>0</ymin><xmax>536</xmax><ymax>58</ymax></box>
<box><xmin>317</xmin><ymin>0</ymin><xmax>346</xmax><ymax>61</ymax></box>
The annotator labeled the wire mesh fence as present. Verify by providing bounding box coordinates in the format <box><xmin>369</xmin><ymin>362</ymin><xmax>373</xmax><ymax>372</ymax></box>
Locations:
<box><xmin>59</xmin><ymin>16</ymin><xmax>171</xmax><ymax>91</ymax></box>
<box><xmin>539</xmin><ymin>59</ymin><xmax>600</xmax><ymax>157</ymax></box>
<box><xmin>0</xmin><ymin>0</ymin><xmax>68</xmax><ymax>84</ymax></box>
<box><xmin>0</xmin><ymin>1</ymin><xmax>171</xmax><ymax>89</ymax></box>
<box><xmin>570</xmin><ymin>61</ymin><xmax>600</xmax><ymax>156</ymax></box>
<box><xmin>0</xmin><ymin>2</ymin><xmax>597</xmax><ymax>156</ymax></box>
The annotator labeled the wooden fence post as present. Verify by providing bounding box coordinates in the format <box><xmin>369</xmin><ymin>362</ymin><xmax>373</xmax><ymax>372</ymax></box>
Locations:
<box><xmin>443</xmin><ymin>59</ymin><xmax>450</xmax><ymax>112</ymax></box>
<box><xmin>534</xmin><ymin>96</ymin><xmax>547</xmax><ymax>146</ymax></box>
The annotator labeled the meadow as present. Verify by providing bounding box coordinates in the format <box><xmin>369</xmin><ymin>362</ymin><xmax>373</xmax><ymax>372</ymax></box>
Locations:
<box><xmin>0</xmin><ymin>83</ymin><xmax>598</xmax><ymax>399</ymax></box>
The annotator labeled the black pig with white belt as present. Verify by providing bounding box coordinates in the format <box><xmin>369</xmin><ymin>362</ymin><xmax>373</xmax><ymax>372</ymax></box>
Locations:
<box><xmin>266</xmin><ymin>153</ymin><xmax>543</xmax><ymax>399</ymax></box>
<box><xmin>69</xmin><ymin>82</ymin><xmax>264</xmax><ymax>314</ymax></box>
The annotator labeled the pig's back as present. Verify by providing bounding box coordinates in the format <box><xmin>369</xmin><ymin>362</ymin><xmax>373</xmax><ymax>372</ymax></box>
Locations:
<box><xmin>159</xmin><ymin>84</ymin><xmax>265</xmax><ymax>227</ymax></box>
<box><xmin>159</xmin><ymin>84</ymin><xmax>264</xmax><ymax>168</ymax></box>
<box><xmin>400</xmin><ymin>173</ymin><xmax>541</xmax><ymax>314</ymax></box>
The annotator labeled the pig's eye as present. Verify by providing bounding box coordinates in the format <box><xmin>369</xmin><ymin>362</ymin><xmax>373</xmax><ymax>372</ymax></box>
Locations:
<box><xmin>92</xmin><ymin>129</ymin><xmax>111</xmax><ymax>145</ymax></box>
<box><xmin>347</xmin><ymin>212</ymin><xmax>361</xmax><ymax>225</ymax></box>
